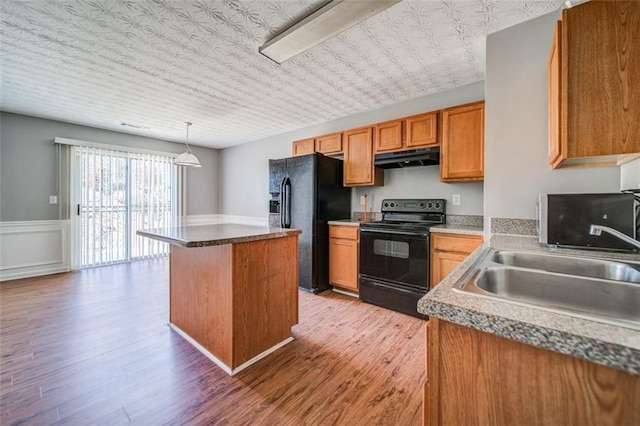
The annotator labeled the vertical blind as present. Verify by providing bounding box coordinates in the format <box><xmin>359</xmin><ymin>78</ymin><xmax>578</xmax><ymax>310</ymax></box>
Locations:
<box><xmin>74</xmin><ymin>145</ymin><xmax>177</xmax><ymax>268</ymax></box>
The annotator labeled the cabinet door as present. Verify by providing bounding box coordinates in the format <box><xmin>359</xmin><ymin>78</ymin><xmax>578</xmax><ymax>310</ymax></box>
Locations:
<box><xmin>548</xmin><ymin>20</ymin><xmax>562</xmax><ymax>167</ymax></box>
<box><xmin>430</xmin><ymin>233</ymin><xmax>483</xmax><ymax>286</ymax></box>
<box><xmin>343</xmin><ymin>127</ymin><xmax>383</xmax><ymax>186</ymax></box>
<box><xmin>316</xmin><ymin>132</ymin><xmax>343</xmax><ymax>155</ymax></box>
<box><xmin>431</xmin><ymin>250</ymin><xmax>468</xmax><ymax>287</ymax></box>
<box><xmin>405</xmin><ymin>112</ymin><xmax>438</xmax><ymax>148</ymax></box>
<box><xmin>292</xmin><ymin>138</ymin><xmax>315</xmax><ymax>156</ymax></box>
<box><xmin>329</xmin><ymin>237</ymin><xmax>358</xmax><ymax>291</ymax></box>
<box><xmin>374</xmin><ymin>119</ymin><xmax>403</xmax><ymax>153</ymax></box>
<box><xmin>440</xmin><ymin>102</ymin><xmax>485</xmax><ymax>182</ymax></box>
<box><xmin>560</xmin><ymin>1</ymin><xmax>640</xmax><ymax>165</ymax></box>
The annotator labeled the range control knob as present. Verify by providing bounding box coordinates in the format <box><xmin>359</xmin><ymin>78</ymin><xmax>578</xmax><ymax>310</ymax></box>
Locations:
<box><xmin>384</xmin><ymin>202</ymin><xmax>389</xmax><ymax>208</ymax></box>
<box><xmin>419</xmin><ymin>202</ymin><xmax>425</xmax><ymax>208</ymax></box>
<box><xmin>428</xmin><ymin>202</ymin><xmax>433</xmax><ymax>209</ymax></box>
<box><xmin>390</xmin><ymin>203</ymin><xmax>395</xmax><ymax>207</ymax></box>
<box><xmin>435</xmin><ymin>202</ymin><xmax>441</xmax><ymax>209</ymax></box>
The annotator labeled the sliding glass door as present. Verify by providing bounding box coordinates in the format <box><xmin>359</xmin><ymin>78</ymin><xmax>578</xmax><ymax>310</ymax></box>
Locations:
<box><xmin>71</xmin><ymin>146</ymin><xmax>178</xmax><ymax>268</ymax></box>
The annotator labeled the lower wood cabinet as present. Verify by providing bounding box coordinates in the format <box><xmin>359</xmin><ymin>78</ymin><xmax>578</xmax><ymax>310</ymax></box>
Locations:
<box><xmin>430</xmin><ymin>233</ymin><xmax>482</xmax><ymax>287</ymax></box>
<box><xmin>329</xmin><ymin>225</ymin><xmax>359</xmax><ymax>292</ymax></box>
<box><xmin>424</xmin><ymin>318</ymin><xmax>640</xmax><ymax>425</ymax></box>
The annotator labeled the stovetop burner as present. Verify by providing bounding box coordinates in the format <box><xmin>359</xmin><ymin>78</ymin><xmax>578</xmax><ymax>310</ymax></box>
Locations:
<box><xmin>360</xmin><ymin>198</ymin><xmax>446</xmax><ymax>232</ymax></box>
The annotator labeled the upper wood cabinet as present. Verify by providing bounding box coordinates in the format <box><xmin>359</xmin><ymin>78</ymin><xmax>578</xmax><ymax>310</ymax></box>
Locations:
<box><xmin>315</xmin><ymin>132</ymin><xmax>343</xmax><ymax>155</ymax></box>
<box><xmin>292</xmin><ymin>133</ymin><xmax>343</xmax><ymax>157</ymax></box>
<box><xmin>440</xmin><ymin>101</ymin><xmax>485</xmax><ymax>182</ymax></box>
<box><xmin>344</xmin><ymin>127</ymin><xmax>384</xmax><ymax>187</ymax></box>
<box><xmin>292</xmin><ymin>138</ymin><xmax>315</xmax><ymax>157</ymax></box>
<box><xmin>405</xmin><ymin>112</ymin><xmax>438</xmax><ymax>148</ymax></box>
<box><xmin>329</xmin><ymin>225</ymin><xmax>359</xmax><ymax>292</ymax></box>
<box><xmin>374</xmin><ymin>119</ymin><xmax>403</xmax><ymax>153</ymax></box>
<box><xmin>375</xmin><ymin>113</ymin><xmax>439</xmax><ymax>153</ymax></box>
<box><xmin>549</xmin><ymin>1</ymin><xmax>640</xmax><ymax>168</ymax></box>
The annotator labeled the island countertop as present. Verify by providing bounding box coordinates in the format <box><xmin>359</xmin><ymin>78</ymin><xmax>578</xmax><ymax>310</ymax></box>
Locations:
<box><xmin>137</xmin><ymin>224</ymin><xmax>302</xmax><ymax>247</ymax></box>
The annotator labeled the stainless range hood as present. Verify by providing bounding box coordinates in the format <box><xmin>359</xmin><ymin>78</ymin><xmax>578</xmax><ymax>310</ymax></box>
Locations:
<box><xmin>374</xmin><ymin>147</ymin><xmax>440</xmax><ymax>169</ymax></box>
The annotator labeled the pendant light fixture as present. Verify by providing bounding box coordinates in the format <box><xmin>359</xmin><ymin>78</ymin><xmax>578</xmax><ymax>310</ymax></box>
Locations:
<box><xmin>175</xmin><ymin>122</ymin><xmax>201</xmax><ymax>168</ymax></box>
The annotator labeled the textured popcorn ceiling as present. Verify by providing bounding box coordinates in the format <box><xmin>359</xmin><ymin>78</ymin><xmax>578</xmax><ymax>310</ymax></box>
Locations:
<box><xmin>0</xmin><ymin>0</ymin><xmax>564</xmax><ymax>148</ymax></box>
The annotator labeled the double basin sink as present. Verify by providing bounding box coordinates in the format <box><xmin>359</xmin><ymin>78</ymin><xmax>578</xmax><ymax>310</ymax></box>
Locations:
<box><xmin>454</xmin><ymin>248</ymin><xmax>640</xmax><ymax>330</ymax></box>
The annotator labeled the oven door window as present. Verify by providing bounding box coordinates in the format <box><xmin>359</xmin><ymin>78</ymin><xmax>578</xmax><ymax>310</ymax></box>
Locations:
<box><xmin>360</xmin><ymin>230</ymin><xmax>429</xmax><ymax>289</ymax></box>
<box><xmin>373</xmin><ymin>240</ymin><xmax>409</xmax><ymax>259</ymax></box>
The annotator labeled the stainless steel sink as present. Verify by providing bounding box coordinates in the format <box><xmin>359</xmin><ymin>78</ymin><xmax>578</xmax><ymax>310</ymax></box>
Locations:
<box><xmin>454</xmin><ymin>248</ymin><xmax>640</xmax><ymax>330</ymax></box>
<box><xmin>469</xmin><ymin>267</ymin><xmax>640</xmax><ymax>325</ymax></box>
<box><xmin>491</xmin><ymin>250</ymin><xmax>640</xmax><ymax>283</ymax></box>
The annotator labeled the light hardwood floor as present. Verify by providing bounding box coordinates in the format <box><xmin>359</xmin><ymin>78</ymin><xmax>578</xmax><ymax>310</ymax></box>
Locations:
<box><xmin>1</xmin><ymin>258</ymin><xmax>424</xmax><ymax>425</ymax></box>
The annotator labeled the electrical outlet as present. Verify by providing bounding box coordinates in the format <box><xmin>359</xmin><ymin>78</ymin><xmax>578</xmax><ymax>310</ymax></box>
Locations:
<box><xmin>452</xmin><ymin>194</ymin><xmax>461</xmax><ymax>206</ymax></box>
<box><xmin>49</xmin><ymin>195</ymin><xmax>58</xmax><ymax>204</ymax></box>
<box><xmin>360</xmin><ymin>194</ymin><xmax>367</xmax><ymax>205</ymax></box>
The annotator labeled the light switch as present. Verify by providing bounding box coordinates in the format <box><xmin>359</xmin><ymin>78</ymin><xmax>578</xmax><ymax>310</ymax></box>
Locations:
<box><xmin>49</xmin><ymin>195</ymin><xmax>58</xmax><ymax>204</ymax></box>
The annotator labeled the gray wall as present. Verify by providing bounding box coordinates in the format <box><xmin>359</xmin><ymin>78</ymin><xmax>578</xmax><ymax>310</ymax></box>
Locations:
<box><xmin>484</xmin><ymin>11</ymin><xmax>621</xmax><ymax>233</ymax></box>
<box><xmin>0</xmin><ymin>112</ymin><xmax>219</xmax><ymax>221</ymax></box>
<box><xmin>220</xmin><ymin>82</ymin><xmax>485</xmax><ymax>218</ymax></box>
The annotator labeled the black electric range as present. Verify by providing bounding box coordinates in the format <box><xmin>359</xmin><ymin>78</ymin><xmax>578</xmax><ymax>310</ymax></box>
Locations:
<box><xmin>358</xmin><ymin>199</ymin><xmax>445</xmax><ymax>319</ymax></box>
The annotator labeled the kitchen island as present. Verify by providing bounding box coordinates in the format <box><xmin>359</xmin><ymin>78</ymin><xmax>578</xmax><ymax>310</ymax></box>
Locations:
<box><xmin>138</xmin><ymin>224</ymin><xmax>301</xmax><ymax>375</ymax></box>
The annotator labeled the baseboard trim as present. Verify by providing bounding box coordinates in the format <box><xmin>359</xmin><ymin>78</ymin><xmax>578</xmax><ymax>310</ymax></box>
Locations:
<box><xmin>168</xmin><ymin>323</ymin><xmax>294</xmax><ymax>376</ymax></box>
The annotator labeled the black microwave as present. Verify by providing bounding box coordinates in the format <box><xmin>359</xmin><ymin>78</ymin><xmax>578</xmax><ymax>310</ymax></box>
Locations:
<box><xmin>538</xmin><ymin>193</ymin><xmax>638</xmax><ymax>251</ymax></box>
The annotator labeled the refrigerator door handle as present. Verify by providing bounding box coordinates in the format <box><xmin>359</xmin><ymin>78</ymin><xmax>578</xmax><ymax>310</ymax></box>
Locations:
<box><xmin>280</xmin><ymin>177</ymin><xmax>286</xmax><ymax>228</ymax></box>
<box><xmin>283</xmin><ymin>177</ymin><xmax>292</xmax><ymax>228</ymax></box>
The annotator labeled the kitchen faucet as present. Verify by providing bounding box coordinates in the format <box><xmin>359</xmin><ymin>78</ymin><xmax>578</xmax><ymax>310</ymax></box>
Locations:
<box><xmin>589</xmin><ymin>225</ymin><xmax>640</xmax><ymax>249</ymax></box>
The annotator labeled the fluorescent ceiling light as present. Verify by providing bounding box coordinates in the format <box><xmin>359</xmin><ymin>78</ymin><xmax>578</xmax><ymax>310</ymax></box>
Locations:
<box><xmin>260</xmin><ymin>0</ymin><xmax>403</xmax><ymax>64</ymax></box>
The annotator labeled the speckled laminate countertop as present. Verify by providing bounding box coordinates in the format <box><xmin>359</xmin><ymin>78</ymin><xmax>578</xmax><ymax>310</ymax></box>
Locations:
<box><xmin>327</xmin><ymin>221</ymin><xmax>485</xmax><ymax>236</ymax></box>
<box><xmin>137</xmin><ymin>224</ymin><xmax>301</xmax><ymax>247</ymax></box>
<box><xmin>418</xmin><ymin>234</ymin><xmax>640</xmax><ymax>375</ymax></box>
<box><xmin>429</xmin><ymin>224</ymin><xmax>484</xmax><ymax>236</ymax></box>
<box><xmin>327</xmin><ymin>220</ymin><xmax>363</xmax><ymax>227</ymax></box>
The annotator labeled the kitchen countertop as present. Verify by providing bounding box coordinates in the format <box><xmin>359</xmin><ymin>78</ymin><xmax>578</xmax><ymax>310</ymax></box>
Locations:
<box><xmin>418</xmin><ymin>234</ymin><xmax>640</xmax><ymax>374</ymax></box>
<box><xmin>327</xmin><ymin>220</ymin><xmax>485</xmax><ymax>236</ymax></box>
<box><xmin>327</xmin><ymin>219</ymin><xmax>364</xmax><ymax>227</ymax></box>
<box><xmin>429</xmin><ymin>224</ymin><xmax>484</xmax><ymax>236</ymax></box>
<box><xmin>137</xmin><ymin>224</ymin><xmax>301</xmax><ymax>247</ymax></box>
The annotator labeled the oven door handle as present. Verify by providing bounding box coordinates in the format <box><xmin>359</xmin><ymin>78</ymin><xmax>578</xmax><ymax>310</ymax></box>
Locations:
<box><xmin>359</xmin><ymin>228</ymin><xmax>430</xmax><ymax>237</ymax></box>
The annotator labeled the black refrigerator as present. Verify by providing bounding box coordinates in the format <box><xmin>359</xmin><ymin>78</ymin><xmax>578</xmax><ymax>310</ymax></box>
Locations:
<box><xmin>269</xmin><ymin>153</ymin><xmax>351</xmax><ymax>293</ymax></box>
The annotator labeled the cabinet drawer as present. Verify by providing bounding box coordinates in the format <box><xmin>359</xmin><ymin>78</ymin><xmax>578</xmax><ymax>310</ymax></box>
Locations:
<box><xmin>431</xmin><ymin>234</ymin><xmax>482</xmax><ymax>254</ymax></box>
<box><xmin>329</xmin><ymin>225</ymin><xmax>358</xmax><ymax>240</ymax></box>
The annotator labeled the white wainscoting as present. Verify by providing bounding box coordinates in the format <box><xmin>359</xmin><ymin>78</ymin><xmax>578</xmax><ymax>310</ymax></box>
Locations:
<box><xmin>0</xmin><ymin>216</ymin><xmax>269</xmax><ymax>281</ymax></box>
<box><xmin>0</xmin><ymin>220</ymin><xmax>71</xmax><ymax>281</ymax></box>
<box><xmin>185</xmin><ymin>214</ymin><xmax>268</xmax><ymax>227</ymax></box>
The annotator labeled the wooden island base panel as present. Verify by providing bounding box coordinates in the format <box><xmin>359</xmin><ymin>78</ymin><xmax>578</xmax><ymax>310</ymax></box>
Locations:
<box><xmin>137</xmin><ymin>224</ymin><xmax>301</xmax><ymax>376</ymax></box>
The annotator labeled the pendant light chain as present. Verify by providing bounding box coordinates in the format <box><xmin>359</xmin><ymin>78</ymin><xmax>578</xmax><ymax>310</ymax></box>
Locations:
<box><xmin>185</xmin><ymin>122</ymin><xmax>192</xmax><ymax>153</ymax></box>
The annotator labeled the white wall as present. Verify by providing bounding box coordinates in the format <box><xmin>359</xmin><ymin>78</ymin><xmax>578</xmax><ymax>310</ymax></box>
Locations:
<box><xmin>484</xmin><ymin>11</ymin><xmax>621</xmax><ymax>233</ymax></box>
<box><xmin>621</xmin><ymin>158</ymin><xmax>640</xmax><ymax>191</ymax></box>
<box><xmin>220</xmin><ymin>82</ymin><xmax>485</xmax><ymax>218</ymax></box>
